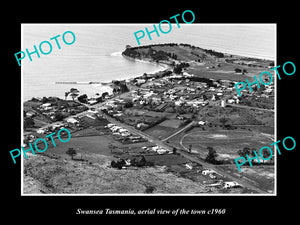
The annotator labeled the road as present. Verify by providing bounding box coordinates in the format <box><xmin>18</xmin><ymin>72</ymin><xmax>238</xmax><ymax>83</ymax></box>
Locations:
<box><xmin>99</xmin><ymin>111</ymin><xmax>268</xmax><ymax>194</ymax></box>
<box><xmin>32</xmin><ymin>91</ymin><xmax>269</xmax><ymax>194</ymax></box>
<box><xmin>226</xmin><ymin>103</ymin><xmax>274</xmax><ymax>112</ymax></box>
<box><xmin>161</xmin><ymin>121</ymin><xmax>195</xmax><ymax>142</ymax></box>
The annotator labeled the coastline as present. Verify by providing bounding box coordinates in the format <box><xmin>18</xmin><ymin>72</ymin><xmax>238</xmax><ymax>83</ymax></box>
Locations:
<box><xmin>23</xmin><ymin>45</ymin><xmax>275</xmax><ymax>195</ymax></box>
<box><xmin>23</xmin><ymin>51</ymin><xmax>169</xmax><ymax>102</ymax></box>
<box><xmin>119</xmin><ymin>51</ymin><xmax>171</xmax><ymax>73</ymax></box>
<box><xmin>24</xmin><ymin>44</ymin><xmax>273</xmax><ymax>102</ymax></box>
<box><xmin>121</xmin><ymin>53</ymin><xmax>171</xmax><ymax>76</ymax></box>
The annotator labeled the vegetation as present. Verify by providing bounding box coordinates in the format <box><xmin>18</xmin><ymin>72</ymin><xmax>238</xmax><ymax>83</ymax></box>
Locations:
<box><xmin>205</xmin><ymin>147</ymin><xmax>218</xmax><ymax>164</ymax></box>
<box><xmin>203</xmin><ymin>49</ymin><xmax>224</xmax><ymax>58</ymax></box>
<box><xmin>237</xmin><ymin>147</ymin><xmax>255</xmax><ymax>158</ymax></box>
<box><xmin>24</xmin><ymin>117</ymin><xmax>35</xmax><ymax>129</ymax></box>
<box><xmin>112</xmin><ymin>80</ymin><xmax>129</xmax><ymax>93</ymax></box>
<box><xmin>77</xmin><ymin>94</ymin><xmax>88</xmax><ymax>103</ymax></box>
<box><xmin>66</xmin><ymin>148</ymin><xmax>77</xmax><ymax>160</ymax></box>
<box><xmin>122</xmin><ymin>45</ymin><xmax>178</xmax><ymax>62</ymax></box>
<box><xmin>260</xmin><ymin>148</ymin><xmax>272</xmax><ymax>163</ymax></box>
<box><xmin>239</xmin><ymin>95</ymin><xmax>274</xmax><ymax>109</ymax></box>
<box><xmin>173</xmin><ymin>62</ymin><xmax>189</xmax><ymax>74</ymax></box>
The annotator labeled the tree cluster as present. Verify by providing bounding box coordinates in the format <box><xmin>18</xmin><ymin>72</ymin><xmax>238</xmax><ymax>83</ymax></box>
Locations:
<box><xmin>112</xmin><ymin>80</ymin><xmax>129</xmax><ymax>93</ymax></box>
<box><xmin>203</xmin><ymin>49</ymin><xmax>224</xmax><ymax>58</ymax></box>
<box><xmin>205</xmin><ymin>147</ymin><xmax>218</xmax><ymax>164</ymax></box>
<box><xmin>173</xmin><ymin>62</ymin><xmax>189</xmax><ymax>74</ymax></box>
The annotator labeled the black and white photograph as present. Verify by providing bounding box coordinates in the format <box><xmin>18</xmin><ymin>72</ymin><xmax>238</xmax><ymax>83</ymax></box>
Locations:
<box><xmin>21</xmin><ymin>24</ymin><xmax>276</xmax><ymax>195</ymax></box>
<box><xmin>4</xmin><ymin>3</ymin><xmax>298</xmax><ymax>221</ymax></box>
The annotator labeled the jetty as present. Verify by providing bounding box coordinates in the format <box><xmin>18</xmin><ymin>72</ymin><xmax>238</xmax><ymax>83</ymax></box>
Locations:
<box><xmin>55</xmin><ymin>81</ymin><xmax>102</xmax><ymax>84</ymax></box>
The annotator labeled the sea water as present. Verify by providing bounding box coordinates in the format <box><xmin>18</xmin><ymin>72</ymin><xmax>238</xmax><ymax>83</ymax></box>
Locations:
<box><xmin>22</xmin><ymin>24</ymin><xmax>275</xmax><ymax>101</ymax></box>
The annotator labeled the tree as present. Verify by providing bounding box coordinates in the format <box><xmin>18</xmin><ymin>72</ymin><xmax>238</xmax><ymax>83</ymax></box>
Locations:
<box><xmin>64</xmin><ymin>92</ymin><xmax>70</xmax><ymax>100</ymax></box>
<box><xmin>250</xmin><ymin>148</ymin><xmax>257</xmax><ymax>157</ymax></box>
<box><xmin>124</xmin><ymin>101</ymin><xmax>133</xmax><ymax>108</ymax></box>
<box><xmin>234</xmin><ymin>68</ymin><xmax>242</xmax><ymax>73</ymax></box>
<box><xmin>70</xmin><ymin>92</ymin><xmax>79</xmax><ymax>101</ymax></box>
<box><xmin>237</xmin><ymin>147</ymin><xmax>251</xmax><ymax>158</ymax></box>
<box><xmin>261</xmin><ymin>148</ymin><xmax>271</xmax><ymax>163</ymax></box>
<box><xmin>188</xmin><ymin>144</ymin><xmax>192</xmax><ymax>153</ymax></box>
<box><xmin>102</xmin><ymin>92</ymin><xmax>109</xmax><ymax>99</ymax></box>
<box><xmin>237</xmin><ymin>147</ymin><xmax>261</xmax><ymax>164</ymax></box>
<box><xmin>205</xmin><ymin>147</ymin><xmax>217</xmax><ymax>164</ymax></box>
<box><xmin>70</xmin><ymin>88</ymin><xmax>79</xmax><ymax>93</ymax></box>
<box><xmin>219</xmin><ymin>117</ymin><xmax>229</xmax><ymax>128</ymax></box>
<box><xmin>173</xmin><ymin>66</ymin><xmax>182</xmax><ymax>74</ymax></box>
<box><xmin>77</xmin><ymin>94</ymin><xmax>88</xmax><ymax>103</ymax></box>
<box><xmin>172</xmin><ymin>147</ymin><xmax>177</xmax><ymax>155</ymax></box>
<box><xmin>66</xmin><ymin>148</ymin><xmax>76</xmax><ymax>160</ymax></box>
<box><xmin>69</xmin><ymin>88</ymin><xmax>79</xmax><ymax>101</ymax></box>
<box><xmin>119</xmin><ymin>83</ymin><xmax>129</xmax><ymax>93</ymax></box>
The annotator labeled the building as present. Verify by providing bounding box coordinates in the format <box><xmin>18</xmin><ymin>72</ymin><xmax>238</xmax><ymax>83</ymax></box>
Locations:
<box><xmin>41</xmin><ymin>103</ymin><xmax>51</xmax><ymax>108</ymax></box>
<box><xmin>66</xmin><ymin>117</ymin><xmax>79</xmax><ymax>124</ymax></box>
<box><xmin>227</xmin><ymin>99</ymin><xmax>235</xmax><ymax>104</ymax></box>
<box><xmin>151</xmin><ymin>95</ymin><xmax>162</xmax><ymax>104</ymax></box>
<box><xmin>221</xmin><ymin>100</ymin><xmax>225</xmax><ymax>108</ymax></box>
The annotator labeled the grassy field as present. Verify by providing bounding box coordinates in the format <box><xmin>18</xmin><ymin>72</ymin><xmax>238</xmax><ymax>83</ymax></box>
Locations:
<box><xmin>159</xmin><ymin>119</ymin><xmax>184</xmax><ymax>128</ymax></box>
<box><xmin>139</xmin><ymin>44</ymin><xmax>206</xmax><ymax>62</ymax></box>
<box><xmin>187</xmin><ymin>62</ymin><xmax>267</xmax><ymax>82</ymax></box>
<box><xmin>144</xmin><ymin>125</ymin><xmax>177</xmax><ymax>140</ymax></box>
<box><xmin>169</xmin><ymin>127</ymin><xmax>274</xmax><ymax>160</ymax></box>
<box><xmin>166</xmin><ymin>126</ymin><xmax>275</xmax><ymax>192</ymax></box>
<box><xmin>218</xmin><ymin>164</ymin><xmax>275</xmax><ymax>193</ymax></box>
<box><xmin>46</xmin><ymin>135</ymin><xmax>118</xmax><ymax>157</ymax></box>
<box><xmin>198</xmin><ymin>105</ymin><xmax>274</xmax><ymax>128</ymax></box>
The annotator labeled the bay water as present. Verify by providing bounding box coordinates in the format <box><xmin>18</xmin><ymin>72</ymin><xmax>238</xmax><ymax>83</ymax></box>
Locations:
<box><xmin>22</xmin><ymin>24</ymin><xmax>275</xmax><ymax>101</ymax></box>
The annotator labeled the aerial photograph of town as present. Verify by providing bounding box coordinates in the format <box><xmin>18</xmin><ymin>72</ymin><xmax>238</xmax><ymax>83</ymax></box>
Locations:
<box><xmin>22</xmin><ymin>24</ymin><xmax>275</xmax><ymax>195</ymax></box>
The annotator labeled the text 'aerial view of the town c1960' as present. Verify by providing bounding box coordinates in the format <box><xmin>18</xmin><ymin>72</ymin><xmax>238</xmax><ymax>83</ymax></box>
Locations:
<box><xmin>23</xmin><ymin>43</ymin><xmax>275</xmax><ymax>195</ymax></box>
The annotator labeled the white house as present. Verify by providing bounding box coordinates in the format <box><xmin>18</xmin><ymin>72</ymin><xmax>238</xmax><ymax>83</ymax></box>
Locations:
<box><xmin>175</xmin><ymin>100</ymin><xmax>184</xmax><ymax>106</ymax></box>
<box><xmin>118</xmin><ymin>128</ymin><xmax>128</xmax><ymax>133</ymax></box>
<box><xmin>37</xmin><ymin>129</ymin><xmax>46</xmax><ymax>134</ymax></box>
<box><xmin>221</xmin><ymin>100</ymin><xmax>225</xmax><ymax>108</ymax></box>
<box><xmin>66</xmin><ymin>117</ymin><xmax>79</xmax><ymax>124</ymax></box>
<box><xmin>198</xmin><ymin>121</ymin><xmax>206</xmax><ymax>126</ymax></box>
<box><xmin>223</xmin><ymin>181</ymin><xmax>241</xmax><ymax>189</ymax></box>
<box><xmin>202</xmin><ymin>169</ymin><xmax>216</xmax><ymax>175</ymax></box>
<box><xmin>227</xmin><ymin>99</ymin><xmax>235</xmax><ymax>104</ymax></box>
<box><xmin>41</xmin><ymin>103</ymin><xmax>51</xmax><ymax>108</ymax></box>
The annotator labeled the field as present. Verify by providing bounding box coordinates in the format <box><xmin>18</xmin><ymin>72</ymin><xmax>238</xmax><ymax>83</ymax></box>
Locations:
<box><xmin>166</xmin><ymin>126</ymin><xmax>275</xmax><ymax>192</ymax></box>
<box><xmin>217</xmin><ymin>164</ymin><xmax>275</xmax><ymax>193</ymax></box>
<box><xmin>46</xmin><ymin>134</ymin><xmax>118</xmax><ymax>157</ymax></box>
<box><xmin>23</xmin><ymin>153</ymin><xmax>210</xmax><ymax>194</ymax></box>
<box><xmin>185</xmin><ymin>58</ymin><xmax>272</xmax><ymax>82</ymax></box>
<box><xmin>159</xmin><ymin>119</ymin><xmax>184</xmax><ymax>128</ymax></box>
<box><xmin>169</xmin><ymin>127</ymin><xmax>274</xmax><ymax>160</ymax></box>
<box><xmin>198</xmin><ymin>105</ymin><xmax>274</xmax><ymax>128</ymax></box>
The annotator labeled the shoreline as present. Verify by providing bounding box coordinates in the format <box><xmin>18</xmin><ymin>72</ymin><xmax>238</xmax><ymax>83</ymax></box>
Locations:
<box><xmin>119</xmin><ymin>51</ymin><xmax>171</xmax><ymax>73</ymax></box>
<box><xmin>24</xmin><ymin>44</ymin><xmax>273</xmax><ymax>102</ymax></box>
<box><xmin>121</xmin><ymin>54</ymin><xmax>171</xmax><ymax>77</ymax></box>
<box><xmin>23</xmin><ymin>51</ymin><xmax>170</xmax><ymax>103</ymax></box>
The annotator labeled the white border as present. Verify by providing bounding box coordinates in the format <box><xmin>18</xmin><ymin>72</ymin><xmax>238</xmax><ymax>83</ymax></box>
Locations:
<box><xmin>21</xmin><ymin>23</ymin><xmax>277</xmax><ymax>196</ymax></box>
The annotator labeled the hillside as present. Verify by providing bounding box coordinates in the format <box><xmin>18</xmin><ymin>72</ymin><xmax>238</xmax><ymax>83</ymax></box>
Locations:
<box><xmin>122</xmin><ymin>43</ymin><xmax>274</xmax><ymax>82</ymax></box>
